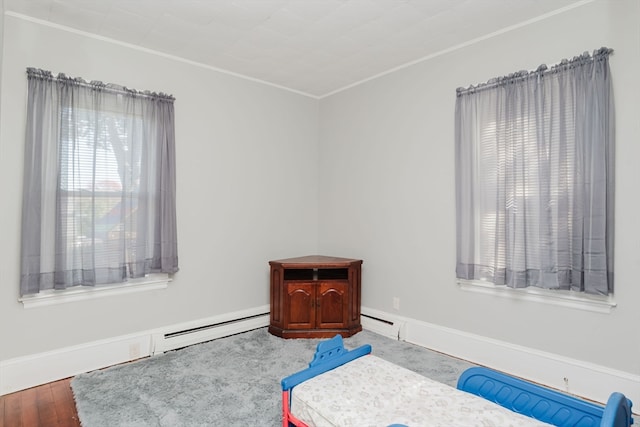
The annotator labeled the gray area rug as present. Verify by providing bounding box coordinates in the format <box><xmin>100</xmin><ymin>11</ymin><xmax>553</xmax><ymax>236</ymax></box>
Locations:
<box><xmin>71</xmin><ymin>327</ymin><xmax>475</xmax><ymax>426</ymax></box>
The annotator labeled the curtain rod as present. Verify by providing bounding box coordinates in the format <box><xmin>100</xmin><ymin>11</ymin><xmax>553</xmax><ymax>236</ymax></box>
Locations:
<box><xmin>26</xmin><ymin>67</ymin><xmax>175</xmax><ymax>102</ymax></box>
<box><xmin>456</xmin><ymin>47</ymin><xmax>613</xmax><ymax>97</ymax></box>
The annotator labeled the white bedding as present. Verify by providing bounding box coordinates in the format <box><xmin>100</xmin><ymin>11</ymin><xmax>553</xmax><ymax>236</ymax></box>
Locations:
<box><xmin>290</xmin><ymin>355</ymin><xmax>552</xmax><ymax>427</ymax></box>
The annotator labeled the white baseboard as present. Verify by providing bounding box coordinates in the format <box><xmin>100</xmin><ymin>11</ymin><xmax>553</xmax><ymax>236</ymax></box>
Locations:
<box><xmin>3</xmin><ymin>304</ymin><xmax>638</xmax><ymax>413</ymax></box>
<box><xmin>402</xmin><ymin>316</ymin><xmax>640</xmax><ymax>410</ymax></box>
<box><xmin>0</xmin><ymin>332</ymin><xmax>153</xmax><ymax>396</ymax></box>
<box><xmin>0</xmin><ymin>305</ymin><xmax>270</xmax><ymax>396</ymax></box>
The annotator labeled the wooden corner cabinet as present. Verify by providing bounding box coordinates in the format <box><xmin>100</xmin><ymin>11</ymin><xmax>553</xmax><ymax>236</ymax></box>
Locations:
<box><xmin>268</xmin><ymin>255</ymin><xmax>362</xmax><ymax>339</ymax></box>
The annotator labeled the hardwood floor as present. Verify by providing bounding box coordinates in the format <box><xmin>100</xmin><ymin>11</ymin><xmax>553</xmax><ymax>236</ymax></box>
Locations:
<box><xmin>0</xmin><ymin>378</ymin><xmax>80</xmax><ymax>427</ymax></box>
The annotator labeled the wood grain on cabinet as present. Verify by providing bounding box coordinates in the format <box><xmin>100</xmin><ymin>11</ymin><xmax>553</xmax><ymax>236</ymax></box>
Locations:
<box><xmin>268</xmin><ymin>255</ymin><xmax>362</xmax><ymax>338</ymax></box>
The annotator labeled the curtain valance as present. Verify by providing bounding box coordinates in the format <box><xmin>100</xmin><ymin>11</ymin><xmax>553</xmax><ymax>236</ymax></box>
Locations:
<box><xmin>456</xmin><ymin>47</ymin><xmax>613</xmax><ymax>97</ymax></box>
<box><xmin>26</xmin><ymin>67</ymin><xmax>175</xmax><ymax>102</ymax></box>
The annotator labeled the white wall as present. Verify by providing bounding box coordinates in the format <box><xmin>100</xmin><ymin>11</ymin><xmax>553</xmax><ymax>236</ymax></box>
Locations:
<box><xmin>318</xmin><ymin>0</ymin><xmax>640</xmax><ymax>376</ymax></box>
<box><xmin>0</xmin><ymin>15</ymin><xmax>319</xmax><ymax>360</ymax></box>
<box><xmin>0</xmin><ymin>1</ymin><xmax>4</xmax><ymax>116</ymax></box>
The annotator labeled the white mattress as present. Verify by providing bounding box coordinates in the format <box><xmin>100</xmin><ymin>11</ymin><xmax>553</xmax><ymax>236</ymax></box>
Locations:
<box><xmin>290</xmin><ymin>355</ymin><xmax>552</xmax><ymax>427</ymax></box>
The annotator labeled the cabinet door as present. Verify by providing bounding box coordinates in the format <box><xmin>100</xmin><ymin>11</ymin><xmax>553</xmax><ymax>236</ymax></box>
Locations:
<box><xmin>284</xmin><ymin>282</ymin><xmax>315</xmax><ymax>330</ymax></box>
<box><xmin>316</xmin><ymin>281</ymin><xmax>348</xmax><ymax>329</ymax></box>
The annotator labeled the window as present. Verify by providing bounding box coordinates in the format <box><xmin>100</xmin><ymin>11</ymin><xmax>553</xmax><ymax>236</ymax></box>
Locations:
<box><xmin>20</xmin><ymin>68</ymin><xmax>179</xmax><ymax>298</ymax></box>
<box><xmin>455</xmin><ymin>48</ymin><xmax>614</xmax><ymax>296</ymax></box>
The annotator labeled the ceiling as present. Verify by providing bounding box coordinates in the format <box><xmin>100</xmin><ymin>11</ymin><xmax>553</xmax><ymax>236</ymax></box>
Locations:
<box><xmin>4</xmin><ymin>0</ymin><xmax>588</xmax><ymax>98</ymax></box>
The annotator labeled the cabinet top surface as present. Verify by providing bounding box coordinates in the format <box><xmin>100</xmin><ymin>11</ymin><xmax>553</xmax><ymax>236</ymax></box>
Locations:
<box><xmin>269</xmin><ymin>255</ymin><xmax>362</xmax><ymax>267</ymax></box>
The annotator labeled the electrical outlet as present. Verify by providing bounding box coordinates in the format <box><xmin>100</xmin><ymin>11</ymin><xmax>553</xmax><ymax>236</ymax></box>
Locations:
<box><xmin>393</xmin><ymin>297</ymin><xmax>400</xmax><ymax>310</ymax></box>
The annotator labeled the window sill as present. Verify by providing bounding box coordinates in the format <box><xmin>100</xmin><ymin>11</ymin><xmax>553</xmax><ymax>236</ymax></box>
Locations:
<box><xmin>457</xmin><ymin>279</ymin><xmax>616</xmax><ymax>314</ymax></box>
<box><xmin>19</xmin><ymin>274</ymin><xmax>171</xmax><ymax>309</ymax></box>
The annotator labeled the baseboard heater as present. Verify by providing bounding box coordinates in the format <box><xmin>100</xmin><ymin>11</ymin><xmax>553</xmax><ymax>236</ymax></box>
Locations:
<box><xmin>151</xmin><ymin>312</ymin><xmax>270</xmax><ymax>355</ymax></box>
<box><xmin>361</xmin><ymin>312</ymin><xmax>404</xmax><ymax>340</ymax></box>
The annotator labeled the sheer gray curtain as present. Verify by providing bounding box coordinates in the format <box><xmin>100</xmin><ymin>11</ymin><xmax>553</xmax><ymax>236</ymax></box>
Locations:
<box><xmin>20</xmin><ymin>68</ymin><xmax>178</xmax><ymax>296</ymax></box>
<box><xmin>455</xmin><ymin>48</ymin><xmax>614</xmax><ymax>295</ymax></box>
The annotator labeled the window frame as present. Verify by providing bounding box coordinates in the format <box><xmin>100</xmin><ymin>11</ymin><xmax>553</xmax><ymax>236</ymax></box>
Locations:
<box><xmin>457</xmin><ymin>279</ymin><xmax>616</xmax><ymax>314</ymax></box>
<box><xmin>19</xmin><ymin>273</ymin><xmax>171</xmax><ymax>308</ymax></box>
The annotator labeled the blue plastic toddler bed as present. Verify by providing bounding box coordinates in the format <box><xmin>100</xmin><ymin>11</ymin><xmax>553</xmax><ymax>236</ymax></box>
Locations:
<box><xmin>281</xmin><ymin>335</ymin><xmax>633</xmax><ymax>427</ymax></box>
